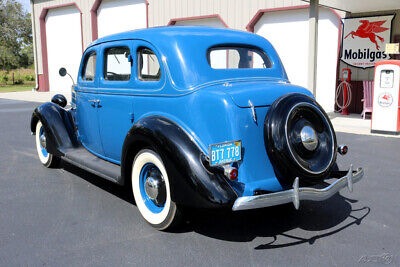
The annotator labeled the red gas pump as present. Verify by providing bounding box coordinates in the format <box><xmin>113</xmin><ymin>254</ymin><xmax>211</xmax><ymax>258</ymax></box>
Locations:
<box><xmin>336</xmin><ymin>69</ymin><xmax>352</xmax><ymax>115</ymax></box>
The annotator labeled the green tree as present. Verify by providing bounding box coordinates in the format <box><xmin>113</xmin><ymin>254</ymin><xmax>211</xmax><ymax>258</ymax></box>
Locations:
<box><xmin>0</xmin><ymin>0</ymin><xmax>33</xmax><ymax>70</ymax></box>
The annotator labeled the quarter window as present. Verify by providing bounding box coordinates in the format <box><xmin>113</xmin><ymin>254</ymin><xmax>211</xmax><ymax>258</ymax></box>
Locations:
<box><xmin>82</xmin><ymin>52</ymin><xmax>96</xmax><ymax>81</ymax></box>
<box><xmin>137</xmin><ymin>47</ymin><xmax>161</xmax><ymax>81</ymax></box>
<box><xmin>104</xmin><ymin>47</ymin><xmax>131</xmax><ymax>81</ymax></box>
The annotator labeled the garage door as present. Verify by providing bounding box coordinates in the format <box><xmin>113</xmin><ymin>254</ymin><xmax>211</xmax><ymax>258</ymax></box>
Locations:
<box><xmin>45</xmin><ymin>6</ymin><xmax>82</xmax><ymax>95</ymax></box>
<box><xmin>254</xmin><ymin>8</ymin><xmax>340</xmax><ymax>112</ymax></box>
<box><xmin>173</xmin><ymin>17</ymin><xmax>227</xmax><ymax>68</ymax></box>
<box><xmin>97</xmin><ymin>0</ymin><xmax>147</xmax><ymax>38</ymax></box>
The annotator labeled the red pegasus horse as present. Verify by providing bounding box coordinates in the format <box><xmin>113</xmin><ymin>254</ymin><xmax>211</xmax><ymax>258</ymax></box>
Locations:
<box><xmin>345</xmin><ymin>20</ymin><xmax>389</xmax><ymax>50</ymax></box>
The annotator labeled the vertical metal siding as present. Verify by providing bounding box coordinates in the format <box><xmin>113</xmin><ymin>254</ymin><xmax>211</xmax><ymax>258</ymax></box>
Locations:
<box><xmin>148</xmin><ymin>0</ymin><xmax>308</xmax><ymax>29</ymax></box>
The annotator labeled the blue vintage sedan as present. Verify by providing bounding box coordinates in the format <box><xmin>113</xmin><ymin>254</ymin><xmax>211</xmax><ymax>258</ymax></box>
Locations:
<box><xmin>31</xmin><ymin>26</ymin><xmax>363</xmax><ymax>230</ymax></box>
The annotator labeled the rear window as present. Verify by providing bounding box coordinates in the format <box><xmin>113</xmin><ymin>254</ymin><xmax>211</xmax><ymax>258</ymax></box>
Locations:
<box><xmin>207</xmin><ymin>46</ymin><xmax>271</xmax><ymax>69</ymax></box>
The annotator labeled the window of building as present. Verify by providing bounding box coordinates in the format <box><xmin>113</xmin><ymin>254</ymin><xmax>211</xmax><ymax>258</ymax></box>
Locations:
<box><xmin>82</xmin><ymin>52</ymin><xmax>96</xmax><ymax>81</ymax></box>
<box><xmin>137</xmin><ymin>47</ymin><xmax>161</xmax><ymax>81</ymax></box>
<box><xmin>104</xmin><ymin>47</ymin><xmax>131</xmax><ymax>81</ymax></box>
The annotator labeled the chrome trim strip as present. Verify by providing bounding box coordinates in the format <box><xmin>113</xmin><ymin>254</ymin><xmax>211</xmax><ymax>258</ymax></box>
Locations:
<box><xmin>232</xmin><ymin>165</ymin><xmax>363</xmax><ymax>211</ymax></box>
<box><xmin>248</xmin><ymin>99</ymin><xmax>257</xmax><ymax>124</ymax></box>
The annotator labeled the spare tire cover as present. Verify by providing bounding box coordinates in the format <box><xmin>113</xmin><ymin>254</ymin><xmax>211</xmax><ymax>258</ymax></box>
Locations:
<box><xmin>264</xmin><ymin>93</ymin><xmax>337</xmax><ymax>185</ymax></box>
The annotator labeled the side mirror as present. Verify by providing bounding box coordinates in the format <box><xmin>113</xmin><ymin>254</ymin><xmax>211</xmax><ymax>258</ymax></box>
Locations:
<box><xmin>59</xmin><ymin>67</ymin><xmax>75</xmax><ymax>84</ymax></box>
<box><xmin>59</xmin><ymin>67</ymin><xmax>67</xmax><ymax>77</ymax></box>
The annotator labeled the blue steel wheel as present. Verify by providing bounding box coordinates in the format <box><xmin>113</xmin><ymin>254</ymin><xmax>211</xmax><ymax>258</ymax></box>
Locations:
<box><xmin>132</xmin><ymin>149</ymin><xmax>181</xmax><ymax>230</ymax></box>
<box><xmin>35</xmin><ymin>121</ymin><xmax>59</xmax><ymax>168</ymax></box>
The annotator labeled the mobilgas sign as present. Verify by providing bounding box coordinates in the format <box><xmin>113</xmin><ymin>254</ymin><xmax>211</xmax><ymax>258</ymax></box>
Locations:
<box><xmin>341</xmin><ymin>15</ymin><xmax>394</xmax><ymax>68</ymax></box>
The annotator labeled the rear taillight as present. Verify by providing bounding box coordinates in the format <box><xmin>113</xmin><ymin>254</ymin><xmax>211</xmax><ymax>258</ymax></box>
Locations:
<box><xmin>338</xmin><ymin>144</ymin><xmax>348</xmax><ymax>155</ymax></box>
<box><xmin>223</xmin><ymin>165</ymin><xmax>238</xmax><ymax>180</ymax></box>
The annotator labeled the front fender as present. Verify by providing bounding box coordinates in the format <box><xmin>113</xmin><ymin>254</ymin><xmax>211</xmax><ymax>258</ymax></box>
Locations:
<box><xmin>31</xmin><ymin>102</ymin><xmax>78</xmax><ymax>156</ymax></box>
<box><xmin>121</xmin><ymin>116</ymin><xmax>238</xmax><ymax>209</ymax></box>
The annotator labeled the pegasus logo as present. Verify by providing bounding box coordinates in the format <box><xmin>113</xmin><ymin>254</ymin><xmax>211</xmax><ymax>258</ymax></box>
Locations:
<box><xmin>345</xmin><ymin>20</ymin><xmax>389</xmax><ymax>50</ymax></box>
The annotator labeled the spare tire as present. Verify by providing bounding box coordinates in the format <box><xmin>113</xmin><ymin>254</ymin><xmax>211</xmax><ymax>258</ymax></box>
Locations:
<box><xmin>264</xmin><ymin>93</ymin><xmax>337</xmax><ymax>185</ymax></box>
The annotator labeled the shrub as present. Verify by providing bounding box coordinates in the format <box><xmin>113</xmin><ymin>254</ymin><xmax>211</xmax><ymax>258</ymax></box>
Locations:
<box><xmin>0</xmin><ymin>74</ymin><xmax>9</xmax><ymax>85</ymax></box>
<box><xmin>24</xmin><ymin>74</ymin><xmax>35</xmax><ymax>82</ymax></box>
<box><xmin>14</xmin><ymin>73</ymin><xmax>24</xmax><ymax>85</ymax></box>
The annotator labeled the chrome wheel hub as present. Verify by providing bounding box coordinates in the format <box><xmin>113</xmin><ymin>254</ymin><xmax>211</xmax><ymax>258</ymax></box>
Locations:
<box><xmin>300</xmin><ymin>125</ymin><xmax>318</xmax><ymax>151</ymax></box>
<box><xmin>144</xmin><ymin>169</ymin><xmax>166</xmax><ymax>206</ymax></box>
<box><xmin>39</xmin><ymin>134</ymin><xmax>46</xmax><ymax>149</ymax></box>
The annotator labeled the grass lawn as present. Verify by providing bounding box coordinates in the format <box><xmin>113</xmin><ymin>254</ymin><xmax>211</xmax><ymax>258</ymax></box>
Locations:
<box><xmin>0</xmin><ymin>83</ymin><xmax>35</xmax><ymax>93</ymax></box>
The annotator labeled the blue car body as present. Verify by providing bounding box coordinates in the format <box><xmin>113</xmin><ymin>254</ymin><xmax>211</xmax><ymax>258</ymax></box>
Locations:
<box><xmin>32</xmin><ymin>26</ymin><xmax>363</xmax><ymax>219</ymax></box>
<box><xmin>73</xmin><ymin>26</ymin><xmax>311</xmax><ymax>197</ymax></box>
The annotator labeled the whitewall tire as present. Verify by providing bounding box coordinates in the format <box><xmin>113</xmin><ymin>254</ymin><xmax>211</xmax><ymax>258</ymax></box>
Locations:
<box><xmin>35</xmin><ymin>121</ymin><xmax>59</xmax><ymax>168</ymax></box>
<box><xmin>132</xmin><ymin>149</ymin><xmax>181</xmax><ymax>230</ymax></box>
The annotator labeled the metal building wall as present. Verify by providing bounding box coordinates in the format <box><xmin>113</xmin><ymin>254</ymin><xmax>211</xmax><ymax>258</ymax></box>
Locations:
<box><xmin>148</xmin><ymin>0</ymin><xmax>305</xmax><ymax>29</ymax></box>
<box><xmin>31</xmin><ymin>0</ymin><xmax>306</xmax><ymax>83</ymax></box>
<box><xmin>31</xmin><ymin>0</ymin><xmax>400</xmax><ymax>86</ymax></box>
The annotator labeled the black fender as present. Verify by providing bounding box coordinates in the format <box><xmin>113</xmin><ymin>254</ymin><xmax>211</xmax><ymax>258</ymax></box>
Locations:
<box><xmin>121</xmin><ymin>116</ymin><xmax>238</xmax><ymax>209</ymax></box>
<box><xmin>31</xmin><ymin>102</ymin><xmax>78</xmax><ymax>156</ymax></box>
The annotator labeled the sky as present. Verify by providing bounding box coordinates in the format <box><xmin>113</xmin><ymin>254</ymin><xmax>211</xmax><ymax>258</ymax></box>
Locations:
<box><xmin>18</xmin><ymin>0</ymin><xmax>31</xmax><ymax>12</ymax></box>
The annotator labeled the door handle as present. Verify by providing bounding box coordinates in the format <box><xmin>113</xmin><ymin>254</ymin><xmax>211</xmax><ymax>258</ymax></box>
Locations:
<box><xmin>88</xmin><ymin>99</ymin><xmax>100</xmax><ymax>107</ymax></box>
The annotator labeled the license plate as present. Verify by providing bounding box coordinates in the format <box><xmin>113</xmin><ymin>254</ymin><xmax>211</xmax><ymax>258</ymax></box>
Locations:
<box><xmin>209</xmin><ymin>141</ymin><xmax>242</xmax><ymax>166</ymax></box>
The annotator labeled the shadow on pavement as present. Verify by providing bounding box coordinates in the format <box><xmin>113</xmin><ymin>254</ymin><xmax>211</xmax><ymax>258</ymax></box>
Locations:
<box><xmin>61</xmin><ymin>160</ymin><xmax>370</xmax><ymax>250</ymax></box>
<box><xmin>61</xmin><ymin>161</ymin><xmax>135</xmax><ymax>205</ymax></box>
<box><xmin>183</xmin><ymin>196</ymin><xmax>370</xmax><ymax>249</ymax></box>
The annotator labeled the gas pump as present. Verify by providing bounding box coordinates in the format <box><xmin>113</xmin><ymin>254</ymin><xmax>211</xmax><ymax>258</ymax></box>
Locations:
<box><xmin>335</xmin><ymin>69</ymin><xmax>352</xmax><ymax>115</ymax></box>
<box><xmin>371</xmin><ymin>60</ymin><xmax>400</xmax><ymax>135</ymax></box>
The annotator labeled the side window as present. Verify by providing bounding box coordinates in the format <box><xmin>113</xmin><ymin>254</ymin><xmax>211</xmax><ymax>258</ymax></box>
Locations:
<box><xmin>137</xmin><ymin>47</ymin><xmax>161</xmax><ymax>81</ymax></box>
<box><xmin>104</xmin><ymin>47</ymin><xmax>131</xmax><ymax>81</ymax></box>
<box><xmin>82</xmin><ymin>52</ymin><xmax>96</xmax><ymax>81</ymax></box>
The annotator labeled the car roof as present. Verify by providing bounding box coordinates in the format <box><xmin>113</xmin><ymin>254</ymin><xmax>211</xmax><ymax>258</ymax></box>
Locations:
<box><xmin>88</xmin><ymin>26</ymin><xmax>263</xmax><ymax>48</ymax></box>
<box><xmin>87</xmin><ymin>26</ymin><xmax>287</xmax><ymax>91</ymax></box>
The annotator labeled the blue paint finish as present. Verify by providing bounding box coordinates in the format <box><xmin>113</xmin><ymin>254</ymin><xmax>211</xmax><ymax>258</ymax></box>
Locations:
<box><xmin>75</xmin><ymin>91</ymin><xmax>104</xmax><ymax>155</ymax></box>
<box><xmin>72</xmin><ymin>26</ymin><xmax>315</xmax><ymax>197</ymax></box>
<box><xmin>139</xmin><ymin>163</ymin><xmax>165</xmax><ymax>213</ymax></box>
<box><xmin>39</xmin><ymin>126</ymin><xmax>48</xmax><ymax>157</ymax></box>
<box><xmin>96</xmin><ymin>40</ymin><xmax>135</xmax><ymax>161</ymax></box>
<box><xmin>75</xmin><ymin>46</ymin><xmax>104</xmax><ymax>155</ymax></box>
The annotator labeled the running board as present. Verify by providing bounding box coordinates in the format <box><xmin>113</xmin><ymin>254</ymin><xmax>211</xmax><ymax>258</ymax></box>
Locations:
<box><xmin>62</xmin><ymin>147</ymin><xmax>121</xmax><ymax>184</ymax></box>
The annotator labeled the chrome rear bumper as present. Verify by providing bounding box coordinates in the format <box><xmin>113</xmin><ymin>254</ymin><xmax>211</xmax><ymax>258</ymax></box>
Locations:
<box><xmin>232</xmin><ymin>165</ymin><xmax>364</xmax><ymax>211</ymax></box>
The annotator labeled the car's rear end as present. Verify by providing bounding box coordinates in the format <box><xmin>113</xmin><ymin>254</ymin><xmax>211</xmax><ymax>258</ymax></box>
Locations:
<box><xmin>156</xmin><ymin>26</ymin><xmax>364</xmax><ymax>210</ymax></box>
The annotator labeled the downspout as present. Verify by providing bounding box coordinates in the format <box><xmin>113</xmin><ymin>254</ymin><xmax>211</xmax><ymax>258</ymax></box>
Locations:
<box><xmin>30</xmin><ymin>0</ymin><xmax>39</xmax><ymax>91</ymax></box>
<box><xmin>308</xmin><ymin>0</ymin><xmax>319</xmax><ymax>97</ymax></box>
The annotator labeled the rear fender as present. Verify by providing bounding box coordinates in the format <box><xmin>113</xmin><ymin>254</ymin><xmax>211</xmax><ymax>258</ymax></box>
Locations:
<box><xmin>121</xmin><ymin>116</ymin><xmax>237</xmax><ymax>209</ymax></box>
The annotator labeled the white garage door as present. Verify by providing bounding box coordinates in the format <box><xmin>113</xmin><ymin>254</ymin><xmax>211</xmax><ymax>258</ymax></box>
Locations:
<box><xmin>46</xmin><ymin>6</ymin><xmax>82</xmax><ymax>95</ymax></box>
<box><xmin>97</xmin><ymin>0</ymin><xmax>147</xmax><ymax>38</ymax></box>
<box><xmin>254</xmin><ymin>8</ymin><xmax>340</xmax><ymax>112</ymax></box>
<box><xmin>174</xmin><ymin>17</ymin><xmax>227</xmax><ymax>68</ymax></box>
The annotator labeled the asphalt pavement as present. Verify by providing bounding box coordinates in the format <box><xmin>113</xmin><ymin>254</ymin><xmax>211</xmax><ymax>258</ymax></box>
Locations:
<box><xmin>0</xmin><ymin>98</ymin><xmax>399</xmax><ymax>266</ymax></box>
